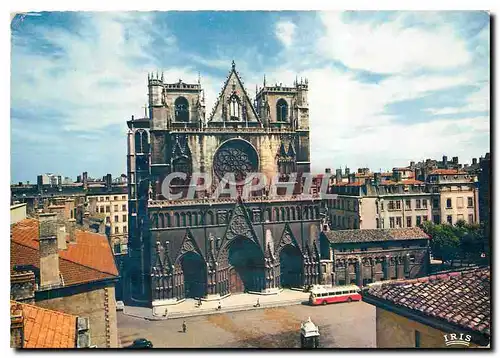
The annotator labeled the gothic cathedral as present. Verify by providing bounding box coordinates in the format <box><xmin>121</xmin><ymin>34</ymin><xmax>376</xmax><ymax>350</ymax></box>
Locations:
<box><xmin>126</xmin><ymin>62</ymin><xmax>326</xmax><ymax>307</ymax></box>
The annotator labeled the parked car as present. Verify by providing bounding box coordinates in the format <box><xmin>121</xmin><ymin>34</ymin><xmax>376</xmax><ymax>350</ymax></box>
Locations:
<box><xmin>116</xmin><ymin>301</ymin><xmax>125</xmax><ymax>311</ymax></box>
<box><xmin>126</xmin><ymin>338</ymin><xmax>153</xmax><ymax>349</ymax></box>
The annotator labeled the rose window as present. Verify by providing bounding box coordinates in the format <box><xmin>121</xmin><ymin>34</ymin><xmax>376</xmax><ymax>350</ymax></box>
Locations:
<box><xmin>213</xmin><ymin>139</ymin><xmax>259</xmax><ymax>182</ymax></box>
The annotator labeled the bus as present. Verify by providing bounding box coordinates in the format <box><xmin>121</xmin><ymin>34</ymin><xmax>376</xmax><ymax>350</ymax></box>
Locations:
<box><xmin>309</xmin><ymin>285</ymin><xmax>361</xmax><ymax>306</ymax></box>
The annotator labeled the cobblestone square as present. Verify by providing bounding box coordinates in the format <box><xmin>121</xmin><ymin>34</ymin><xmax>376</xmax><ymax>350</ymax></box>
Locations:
<box><xmin>118</xmin><ymin>301</ymin><xmax>376</xmax><ymax>348</ymax></box>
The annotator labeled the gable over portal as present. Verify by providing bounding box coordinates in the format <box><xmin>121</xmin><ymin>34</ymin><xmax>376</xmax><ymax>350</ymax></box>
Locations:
<box><xmin>208</xmin><ymin>62</ymin><xmax>260</xmax><ymax>125</ymax></box>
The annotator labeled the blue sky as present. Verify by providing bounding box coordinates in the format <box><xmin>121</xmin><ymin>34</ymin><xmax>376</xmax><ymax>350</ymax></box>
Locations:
<box><xmin>10</xmin><ymin>11</ymin><xmax>490</xmax><ymax>183</ymax></box>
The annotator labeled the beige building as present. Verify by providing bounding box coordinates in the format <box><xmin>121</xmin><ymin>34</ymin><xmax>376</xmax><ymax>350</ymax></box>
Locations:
<box><xmin>363</xmin><ymin>267</ymin><xmax>490</xmax><ymax>348</ymax></box>
<box><xmin>328</xmin><ymin>173</ymin><xmax>432</xmax><ymax>230</ymax></box>
<box><xmin>427</xmin><ymin>169</ymin><xmax>479</xmax><ymax>225</ymax></box>
<box><xmin>87</xmin><ymin>193</ymin><xmax>128</xmax><ymax>254</ymax></box>
<box><xmin>327</xmin><ymin>168</ymin><xmax>478</xmax><ymax>230</ymax></box>
<box><xmin>11</xmin><ymin>203</ymin><xmax>27</xmax><ymax>225</ymax></box>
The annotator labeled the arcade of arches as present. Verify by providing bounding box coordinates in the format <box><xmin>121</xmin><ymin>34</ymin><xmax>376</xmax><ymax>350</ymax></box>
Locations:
<box><xmin>151</xmin><ymin>235</ymin><xmax>320</xmax><ymax>301</ymax></box>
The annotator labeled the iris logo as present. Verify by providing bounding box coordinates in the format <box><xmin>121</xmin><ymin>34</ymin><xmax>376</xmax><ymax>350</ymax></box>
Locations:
<box><xmin>443</xmin><ymin>333</ymin><xmax>471</xmax><ymax>347</ymax></box>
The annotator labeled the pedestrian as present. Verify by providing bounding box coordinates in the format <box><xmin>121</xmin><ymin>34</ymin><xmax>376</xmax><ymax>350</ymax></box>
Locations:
<box><xmin>182</xmin><ymin>320</ymin><xmax>187</xmax><ymax>333</ymax></box>
<box><xmin>256</xmin><ymin>298</ymin><xmax>260</xmax><ymax>307</ymax></box>
<box><xmin>217</xmin><ymin>300</ymin><xmax>221</xmax><ymax>310</ymax></box>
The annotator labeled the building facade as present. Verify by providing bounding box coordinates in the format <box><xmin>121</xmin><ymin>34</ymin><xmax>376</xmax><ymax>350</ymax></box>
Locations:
<box><xmin>126</xmin><ymin>63</ymin><xmax>325</xmax><ymax>308</ymax></box>
<box><xmin>319</xmin><ymin>228</ymin><xmax>430</xmax><ymax>287</ymax></box>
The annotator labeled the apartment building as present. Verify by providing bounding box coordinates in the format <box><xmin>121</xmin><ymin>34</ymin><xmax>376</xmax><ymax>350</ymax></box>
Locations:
<box><xmin>426</xmin><ymin>169</ymin><xmax>479</xmax><ymax>225</ymax></box>
<box><xmin>87</xmin><ymin>193</ymin><xmax>128</xmax><ymax>254</ymax></box>
<box><xmin>327</xmin><ymin>172</ymin><xmax>433</xmax><ymax>230</ymax></box>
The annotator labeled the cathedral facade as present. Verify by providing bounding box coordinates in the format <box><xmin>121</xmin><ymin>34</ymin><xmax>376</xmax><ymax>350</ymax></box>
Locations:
<box><xmin>125</xmin><ymin>62</ymin><xmax>326</xmax><ymax>307</ymax></box>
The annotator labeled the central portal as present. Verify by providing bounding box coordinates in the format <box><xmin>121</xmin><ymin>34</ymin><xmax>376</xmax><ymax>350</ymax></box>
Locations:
<box><xmin>227</xmin><ymin>237</ymin><xmax>265</xmax><ymax>294</ymax></box>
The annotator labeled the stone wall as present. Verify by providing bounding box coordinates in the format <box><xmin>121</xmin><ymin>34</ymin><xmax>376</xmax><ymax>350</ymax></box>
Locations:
<box><xmin>37</xmin><ymin>285</ymin><xmax>118</xmax><ymax>348</ymax></box>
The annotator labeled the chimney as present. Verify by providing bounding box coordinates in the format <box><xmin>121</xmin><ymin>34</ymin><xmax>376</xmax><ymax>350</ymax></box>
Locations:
<box><xmin>10</xmin><ymin>271</ymin><xmax>36</xmax><ymax>304</ymax></box>
<box><xmin>452</xmin><ymin>156</ymin><xmax>459</xmax><ymax>164</ymax></box>
<box><xmin>38</xmin><ymin>213</ymin><xmax>61</xmax><ymax>289</ymax></box>
<box><xmin>345</xmin><ymin>167</ymin><xmax>350</xmax><ymax>176</ymax></box>
<box><xmin>37</xmin><ymin>175</ymin><xmax>43</xmax><ymax>193</ymax></box>
<box><xmin>57</xmin><ymin>225</ymin><xmax>67</xmax><ymax>250</ymax></box>
<box><xmin>472</xmin><ymin>158</ymin><xmax>478</xmax><ymax>165</ymax></box>
<box><xmin>410</xmin><ymin>161</ymin><xmax>415</xmax><ymax>168</ymax></box>
<box><xmin>443</xmin><ymin>155</ymin><xmax>448</xmax><ymax>166</ymax></box>
<box><xmin>374</xmin><ymin>173</ymin><xmax>381</xmax><ymax>185</ymax></box>
<box><xmin>348</xmin><ymin>173</ymin><xmax>356</xmax><ymax>184</ymax></box>
<box><xmin>66</xmin><ymin>218</ymin><xmax>77</xmax><ymax>244</ymax></box>
<box><xmin>10</xmin><ymin>303</ymin><xmax>24</xmax><ymax>348</ymax></box>
<box><xmin>106</xmin><ymin>174</ymin><xmax>112</xmax><ymax>191</ymax></box>
<box><xmin>83</xmin><ymin>172</ymin><xmax>88</xmax><ymax>190</ymax></box>
<box><xmin>325</xmin><ymin>168</ymin><xmax>331</xmax><ymax>174</ymax></box>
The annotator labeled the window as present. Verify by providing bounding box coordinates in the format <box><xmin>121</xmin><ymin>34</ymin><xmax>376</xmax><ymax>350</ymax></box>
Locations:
<box><xmin>100</xmin><ymin>207</ymin><xmax>104</xmax><ymax>213</ymax></box>
<box><xmin>106</xmin><ymin>206</ymin><xmax>110</xmax><ymax>213</ymax></box>
<box><xmin>361</xmin><ymin>248</ymin><xmax>368</xmax><ymax>252</ymax></box>
<box><xmin>416</xmin><ymin>216</ymin><xmax>422</xmax><ymax>226</ymax></box>
<box><xmin>396</xmin><ymin>201</ymin><xmax>401</xmax><ymax>210</ymax></box>
<box><xmin>122</xmin><ymin>204</ymin><xmax>127</xmax><ymax>211</ymax></box>
<box><xmin>468</xmin><ymin>214</ymin><xmax>474</xmax><ymax>223</ymax></box>
<box><xmin>114</xmin><ymin>205</ymin><xmax>118</xmax><ymax>212</ymax></box>
<box><xmin>446</xmin><ymin>198</ymin><xmax>452</xmax><ymax>208</ymax></box>
<box><xmin>457</xmin><ymin>197</ymin><xmax>464</xmax><ymax>209</ymax></box>
<box><xmin>276</xmin><ymin>99</ymin><xmax>288</xmax><ymax>121</ymax></box>
<box><xmin>175</xmin><ymin>96</ymin><xmax>189</xmax><ymax>122</ymax></box>
<box><xmin>114</xmin><ymin>215</ymin><xmax>119</xmax><ymax>222</ymax></box>
<box><xmin>457</xmin><ymin>214</ymin><xmax>464</xmax><ymax>222</ymax></box>
<box><xmin>381</xmin><ymin>202</ymin><xmax>384</xmax><ymax>211</ymax></box>
<box><xmin>123</xmin><ymin>225</ymin><xmax>127</xmax><ymax>233</ymax></box>
<box><xmin>415</xmin><ymin>199</ymin><xmax>421</xmax><ymax>209</ymax></box>
<box><xmin>406</xmin><ymin>217</ymin><xmax>412</xmax><ymax>228</ymax></box>
<box><xmin>229</xmin><ymin>94</ymin><xmax>240</xmax><ymax>119</ymax></box>
<box><xmin>122</xmin><ymin>195</ymin><xmax>126</xmax><ymax>200</ymax></box>
<box><xmin>422</xmin><ymin>199</ymin><xmax>427</xmax><ymax>209</ymax></box>
<box><xmin>405</xmin><ymin>200</ymin><xmax>411</xmax><ymax>210</ymax></box>
<box><xmin>468</xmin><ymin>197</ymin><xmax>474</xmax><ymax>207</ymax></box>
<box><xmin>433</xmin><ymin>215</ymin><xmax>440</xmax><ymax>224</ymax></box>
<box><xmin>376</xmin><ymin>218</ymin><xmax>380</xmax><ymax>228</ymax></box>
<box><xmin>123</xmin><ymin>215</ymin><xmax>127</xmax><ymax>222</ymax></box>
<box><xmin>433</xmin><ymin>199</ymin><xmax>439</xmax><ymax>208</ymax></box>
<box><xmin>388</xmin><ymin>201</ymin><xmax>394</xmax><ymax>210</ymax></box>
<box><xmin>415</xmin><ymin>331</ymin><xmax>421</xmax><ymax>348</ymax></box>
<box><xmin>447</xmin><ymin>215</ymin><xmax>453</xmax><ymax>224</ymax></box>
<box><xmin>114</xmin><ymin>243</ymin><xmax>121</xmax><ymax>254</ymax></box>
<box><xmin>423</xmin><ymin>215</ymin><xmax>428</xmax><ymax>222</ymax></box>
<box><xmin>106</xmin><ymin>216</ymin><xmax>110</xmax><ymax>223</ymax></box>
<box><xmin>396</xmin><ymin>217</ymin><xmax>402</xmax><ymax>228</ymax></box>
<box><xmin>106</xmin><ymin>197</ymin><xmax>109</xmax><ymax>201</ymax></box>
<box><xmin>114</xmin><ymin>196</ymin><xmax>118</xmax><ymax>201</ymax></box>
<box><xmin>390</xmin><ymin>217</ymin><xmax>395</xmax><ymax>228</ymax></box>
<box><xmin>115</xmin><ymin>226</ymin><xmax>119</xmax><ymax>234</ymax></box>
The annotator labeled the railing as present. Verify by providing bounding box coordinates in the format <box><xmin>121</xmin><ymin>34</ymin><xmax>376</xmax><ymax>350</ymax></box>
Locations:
<box><xmin>148</xmin><ymin>194</ymin><xmax>321</xmax><ymax>207</ymax></box>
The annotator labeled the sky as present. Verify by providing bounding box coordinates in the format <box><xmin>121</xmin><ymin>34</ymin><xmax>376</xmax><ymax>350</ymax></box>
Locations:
<box><xmin>10</xmin><ymin>11</ymin><xmax>490</xmax><ymax>183</ymax></box>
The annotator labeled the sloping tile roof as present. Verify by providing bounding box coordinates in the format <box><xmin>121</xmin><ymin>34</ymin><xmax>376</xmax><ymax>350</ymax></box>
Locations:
<box><xmin>324</xmin><ymin>227</ymin><xmax>429</xmax><ymax>244</ymax></box>
<box><xmin>381</xmin><ymin>179</ymin><xmax>425</xmax><ymax>185</ymax></box>
<box><xmin>11</xmin><ymin>219</ymin><xmax>118</xmax><ymax>286</ymax></box>
<box><xmin>363</xmin><ymin>267</ymin><xmax>490</xmax><ymax>336</ymax></box>
<box><xmin>11</xmin><ymin>300</ymin><xmax>77</xmax><ymax>348</ymax></box>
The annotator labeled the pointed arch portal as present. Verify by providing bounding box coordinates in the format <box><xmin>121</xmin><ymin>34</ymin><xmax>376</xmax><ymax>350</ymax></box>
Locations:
<box><xmin>279</xmin><ymin>245</ymin><xmax>303</xmax><ymax>288</ymax></box>
<box><xmin>180</xmin><ymin>252</ymin><xmax>207</xmax><ymax>298</ymax></box>
<box><xmin>226</xmin><ymin>237</ymin><xmax>265</xmax><ymax>294</ymax></box>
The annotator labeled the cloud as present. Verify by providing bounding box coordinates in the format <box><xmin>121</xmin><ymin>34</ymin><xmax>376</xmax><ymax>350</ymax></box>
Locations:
<box><xmin>275</xmin><ymin>20</ymin><xmax>296</xmax><ymax>48</ymax></box>
<box><xmin>317</xmin><ymin>12</ymin><xmax>472</xmax><ymax>74</ymax></box>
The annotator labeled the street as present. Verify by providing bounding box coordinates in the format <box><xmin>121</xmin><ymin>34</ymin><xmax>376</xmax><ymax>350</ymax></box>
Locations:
<box><xmin>118</xmin><ymin>301</ymin><xmax>376</xmax><ymax>348</ymax></box>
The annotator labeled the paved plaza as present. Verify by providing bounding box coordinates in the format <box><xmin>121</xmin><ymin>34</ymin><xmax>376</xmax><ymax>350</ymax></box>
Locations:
<box><xmin>118</xmin><ymin>300</ymin><xmax>376</xmax><ymax>348</ymax></box>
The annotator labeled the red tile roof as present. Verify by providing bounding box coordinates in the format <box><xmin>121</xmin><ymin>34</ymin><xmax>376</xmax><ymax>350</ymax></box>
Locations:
<box><xmin>364</xmin><ymin>267</ymin><xmax>490</xmax><ymax>336</ymax></box>
<box><xmin>11</xmin><ymin>219</ymin><xmax>118</xmax><ymax>286</ymax></box>
<box><xmin>381</xmin><ymin>179</ymin><xmax>425</xmax><ymax>185</ymax></box>
<box><xmin>11</xmin><ymin>300</ymin><xmax>77</xmax><ymax>348</ymax></box>
<box><xmin>430</xmin><ymin>169</ymin><xmax>467</xmax><ymax>175</ymax></box>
